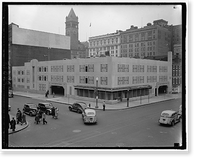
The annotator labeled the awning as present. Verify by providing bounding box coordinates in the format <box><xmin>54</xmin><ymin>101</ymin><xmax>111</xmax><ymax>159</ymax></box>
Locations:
<box><xmin>74</xmin><ymin>85</ymin><xmax>152</xmax><ymax>92</ymax></box>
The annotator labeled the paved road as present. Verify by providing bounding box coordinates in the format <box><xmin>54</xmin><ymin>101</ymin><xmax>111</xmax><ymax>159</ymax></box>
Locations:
<box><xmin>9</xmin><ymin>96</ymin><xmax>182</xmax><ymax>148</ymax></box>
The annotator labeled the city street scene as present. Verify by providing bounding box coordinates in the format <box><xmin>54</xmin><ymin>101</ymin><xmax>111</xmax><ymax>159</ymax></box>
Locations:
<box><xmin>4</xmin><ymin>4</ymin><xmax>185</xmax><ymax>149</ymax></box>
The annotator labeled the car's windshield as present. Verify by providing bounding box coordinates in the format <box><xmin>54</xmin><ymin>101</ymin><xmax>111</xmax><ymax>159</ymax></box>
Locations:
<box><xmin>45</xmin><ymin>103</ymin><xmax>53</xmax><ymax>108</ymax></box>
<box><xmin>28</xmin><ymin>104</ymin><xmax>37</xmax><ymax>108</ymax></box>
<box><xmin>87</xmin><ymin>112</ymin><xmax>95</xmax><ymax>115</ymax></box>
<box><xmin>161</xmin><ymin>113</ymin><xmax>170</xmax><ymax>118</ymax></box>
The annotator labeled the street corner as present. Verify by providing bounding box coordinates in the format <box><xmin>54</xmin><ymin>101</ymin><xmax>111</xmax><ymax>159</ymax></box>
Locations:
<box><xmin>8</xmin><ymin>122</ymin><xmax>29</xmax><ymax>135</ymax></box>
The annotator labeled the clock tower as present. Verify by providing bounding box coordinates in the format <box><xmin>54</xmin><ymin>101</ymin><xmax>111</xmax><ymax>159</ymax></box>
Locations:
<box><xmin>65</xmin><ymin>8</ymin><xmax>79</xmax><ymax>51</ymax></box>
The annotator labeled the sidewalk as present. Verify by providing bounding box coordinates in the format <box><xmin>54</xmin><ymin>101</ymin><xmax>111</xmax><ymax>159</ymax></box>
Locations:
<box><xmin>13</xmin><ymin>91</ymin><xmax>181</xmax><ymax>111</ymax></box>
<box><xmin>8</xmin><ymin>120</ymin><xmax>29</xmax><ymax>135</ymax></box>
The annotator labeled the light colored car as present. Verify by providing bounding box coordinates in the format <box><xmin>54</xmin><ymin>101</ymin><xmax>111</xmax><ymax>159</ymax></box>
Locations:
<box><xmin>158</xmin><ymin>110</ymin><xmax>181</xmax><ymax>126</ymax></box>
<box><xmin>82</xmin><ymin>108</ymin><xmax>97</xmax><ymax>124</ymax></box>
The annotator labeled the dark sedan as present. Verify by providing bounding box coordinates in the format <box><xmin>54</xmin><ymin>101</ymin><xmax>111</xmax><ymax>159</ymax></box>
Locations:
<box><xmin>69</xmin><ymin>102</ymin><xmax>87</xmax><ymax>114</ymax></box>
<box><xmin>23</xmin><ymin>103</ymin><xmax>38</xmax><ymax>116</ymax></box>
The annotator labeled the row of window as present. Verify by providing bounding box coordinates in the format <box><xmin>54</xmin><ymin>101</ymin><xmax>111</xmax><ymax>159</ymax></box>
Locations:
<box><xmin>51</xmin><ymin>65</ymin><xmax>63</xmax><ymax>72</ymax></box>
<box><xmin>79</xmin><ymin>64</ymin><xmax>94</xmax><ymax>72</ymax></box>
<box><xmin>90</xmin><ymin>37</ymin><xmax>119</xmax><ymax>47</ymax></box>
<box><xmin>51</xmin><ymin>75</ymin><xmax>64</xmax><ymax>83</ymax></box>
<box><xmin>38</xmin><ymin>75</ymin><xmax>48</xmax><ymax>81</ymax></box>
<box><xmin>90</xmin><ymin>45</ymin><xmax>119</xmax><ymax>52</ymax></box>
<box><xmin>172</xmin><ymin>69</ymin><xmax>181</xmax><ymax>77</ymax></box>
<box><xmin>117</xmin><ymin>75</ymin><xmax>168</xmax><ymax>85</ymax></box>
<box><xmin>121</xmin><ymin>41</ymin><xmax>156</xmax><ymax>49</ymax></box>
<box><xmin>39</xmin><ymin>84</ymin><xmax>46</xmax><ymax>91</ymax></box>
<box><xmin>121</xmin><ymin>32</ymin><xmax>156</xmax><ymax>43</ymax></box>
<box><xmin>38</xmin><ymin>66</ymin><xmax>48</xmax><ymax>72</ymax></box>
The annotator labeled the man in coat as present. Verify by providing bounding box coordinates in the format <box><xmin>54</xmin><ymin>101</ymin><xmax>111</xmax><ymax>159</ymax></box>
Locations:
<box><xmin>10</xmin><ymin>117</ymin><xmax>16</xmax><ymax>132</ymax></box>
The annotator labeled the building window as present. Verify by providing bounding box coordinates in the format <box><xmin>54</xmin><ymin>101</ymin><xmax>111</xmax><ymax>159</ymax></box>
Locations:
<box><xmin>118</xmin><ymin>64</ymin><xmax>129</xmax><ymax>72</ymax></box>
<box><xmin>100</xmin><ymin>77</ymin><xmax>108</xmax><ymax>85</ymax></box>
<box><xmin>101</xmin><ymin>64</ymin><xmax>108</xmax><ymax>72</ymax></box>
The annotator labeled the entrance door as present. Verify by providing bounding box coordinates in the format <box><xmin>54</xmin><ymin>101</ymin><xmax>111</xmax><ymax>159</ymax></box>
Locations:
<box><xmin>155</xmin><ymin>88</ymin><xmax>157</xmax><ymax>96</ymax></box>
<box><xmin>51</xmin><ymin>85</ymin><xmax>64</xmax><ymax>96</ymax></box>
<box><xmin>158</xmin><ymin>85</ymin><xmax>168</xmax><ymax>95</ymax></box>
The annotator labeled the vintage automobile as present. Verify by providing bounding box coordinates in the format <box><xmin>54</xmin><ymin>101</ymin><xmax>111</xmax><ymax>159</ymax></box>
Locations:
<box><xmin>37</xmin><ymin>102</ymin><xmax>57</xmax><ymax>115</ymax></box>
<box><xmin>23</xmin><ymin>103</ymin><xmax>38</xmax><ymax>116</ymax></box>
<box><xmin>158</xmin><ymin>110</ymin><xmax>181</xmax><ymax>126</ymax></box>
<box><xmin>82</xmin><ymin>108</ymin><xmax>97</xmax><ymax>124</ymax></box>
<box><xmin>69</xmin><ymin>102</ymin><xmax>87</xmax><ymax>114</ymax></box>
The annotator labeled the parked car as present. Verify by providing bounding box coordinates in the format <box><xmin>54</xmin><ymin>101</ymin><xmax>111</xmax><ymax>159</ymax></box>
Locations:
<box><xmin>37</xmin><ymin>102</ymin><xmax>57</xmax><ymax>115</ymax></box>
<box><xmin>23</xmin><ymin>103</ymin><xmax>38</xmax><ymax>116</ymax></box>
<box><xmin>9</xmin><ymin>90</ymin><xmax>14</xmax><ymax>98</ymax></box>
<box><xmin>82</xmin><ymin>108</ymin><xmax>97</xmax><ymax>124</ymax></box>
<box><xmin>69</xmin><ymin>102</ymin><xmax>87</xmax><ymax>114</ymax></box>
<box><xmin>158</xmin><ymin>110</ymin><xmax>181</xmax><ymax>126</ymax></box>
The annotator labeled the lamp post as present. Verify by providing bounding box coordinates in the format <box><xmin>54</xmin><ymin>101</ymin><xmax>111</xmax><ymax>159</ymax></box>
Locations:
<box><xmin>127</xmin><ymin>89</ymin><xmax>130</xmax><ymax>107</ymax></box>
<box><xmin>95</xmin><ymin>77</ymin><xmax>98</xmax><ymax>109</ymax></box>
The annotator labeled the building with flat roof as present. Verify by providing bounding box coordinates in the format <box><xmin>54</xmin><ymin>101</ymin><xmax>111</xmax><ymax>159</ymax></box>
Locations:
<box><xmin>88</xmin><ymin>30</ymin><xmax>121</xmax><ymax>57</ymax></box>
<box><xmin>8</xmin><ymin>23</ymin><xmax>71</xmax><ymax>89</ymax></box>
<box><xmin>9</xmin><ymin>23</ymin><xmax>71</xmax><ymax>67</ymax></box>
<box><xmin>12</xmin><ymin>52</ymin><xmax>172</xmax><ymax>104</ymax></box>
<box><xmin>120</xmin><ymin>19</ymin><xmax>172</xmax><ymax>58</ymax></box>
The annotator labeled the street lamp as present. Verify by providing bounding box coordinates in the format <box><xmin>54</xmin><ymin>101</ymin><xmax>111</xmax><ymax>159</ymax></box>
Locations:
<box><xmin>127</xmin><ymin>89</ymin><xmax>130</xmax><ymax>107</ymax></box>
<box><xmin>95</xmin><ymin>77</ymin><xmax>98</xmax><ymax>109</ymax></box>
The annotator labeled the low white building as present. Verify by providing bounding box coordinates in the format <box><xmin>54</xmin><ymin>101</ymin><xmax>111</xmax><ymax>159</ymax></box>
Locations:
<box><xmin>12</xmin><ymin>52</ymin><xmax>172</xmax><ymax>103</ymax></box>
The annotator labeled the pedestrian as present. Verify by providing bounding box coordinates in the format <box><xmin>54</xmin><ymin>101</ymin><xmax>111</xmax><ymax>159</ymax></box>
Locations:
<box><xmin>21</xmin><ymin>112</ymin><xmax>27</xmax><ymax>125</ymax></box>
<box><xmin>103</xmin><ymin>101</ymin><xmax>105</xmax><ymax>111</ymax></box>
<box><xmin>10</xmin><ymin>117</ymin><xmax>16</xmax><ymax>132</ymax></box>
<box><xmin>35</xmin><ymin>114</ymin><xmax>40</xmax><ymax>124</ymax></box>
<box><xmin>16</xmin><ymin>108</ymin><xmax>22</xmax><ymax>124</ymax></box>
<box><xmin>53</xmin><ymin>92</ymin><xmax>55</xmax><ymax>98</ymax></box>
<box><xmin>46</xmin><ymin>90</ymin><xmax>49</xmax><ymax>98</ymax></box>
<box><xmin>42</xmin><ymin>112</ymin><xmax>47</xmax><ymax>124</ymax></box>
<box><xmin>88</xmin><ymin>104</ymin><xmax>91</xmax><ymax>108</ymax></box>
<box><xmin>52</xmin><ymin>107</ymin><xmax>55</xmax><ymax>118</ymax></box>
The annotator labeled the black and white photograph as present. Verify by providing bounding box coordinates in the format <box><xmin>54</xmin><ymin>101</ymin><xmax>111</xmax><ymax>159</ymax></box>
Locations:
<box><xmin>2</xmin><ymin>2</ymin><xmax>186</xmax><ymax>150</ymax></box>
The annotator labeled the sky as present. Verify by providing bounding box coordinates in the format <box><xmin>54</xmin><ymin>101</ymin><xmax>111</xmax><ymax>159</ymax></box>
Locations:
<box><xmin>8</xmin><ymin>4</ymin><xmax>182</xmax><ymax>42</ymax></box>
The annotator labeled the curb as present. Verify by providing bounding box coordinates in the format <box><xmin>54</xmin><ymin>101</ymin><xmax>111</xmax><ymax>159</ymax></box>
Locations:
<box><xmin>8</xmin><ymin>122</ymin><xmax>29</xmax><ymax>135</ymax></box>
<box><xmin>14</xmin><ymin>93</ymin><xmax>179</xmax><ymax>111</ymax></box>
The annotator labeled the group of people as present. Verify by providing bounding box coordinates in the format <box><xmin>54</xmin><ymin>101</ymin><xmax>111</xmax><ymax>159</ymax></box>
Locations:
<box><xmin>9</xmin><ymin>108</ymin><xmax>27</xmax><ymax>132</ymax></box>
<box><xmin>35</xmin><ymin>109</ymin><xmax>47</xmax><ymax>125</ymax></box>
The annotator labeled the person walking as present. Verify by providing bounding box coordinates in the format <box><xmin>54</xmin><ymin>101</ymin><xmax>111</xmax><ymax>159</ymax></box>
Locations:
<box><xmin>16</xmin><ymin>108</ymin><xmax>22</xmax><ymax>124</ymax></box>
<box><xmin>88</xmin><ymin>104</ymin><xmax>91</xmax><ymax>108</ymax></box>
<box><xmin>10</xmin><ymin>117</ymin><xmax>16</xmax><ymax>132</ymax></box>
<box><xmin>103</xmin><ymin>101</ymin><xmax>105</xmax><ymax>111</ymax></box>
<box><xmin>42</xmin><ymin>112</ymin><xmax>47</xmax><ymax>124</ymax></box>
<box><xmin>21</xmin><ymin>112</ymin><xmax>27</xmax><ymax>125</ymax></box>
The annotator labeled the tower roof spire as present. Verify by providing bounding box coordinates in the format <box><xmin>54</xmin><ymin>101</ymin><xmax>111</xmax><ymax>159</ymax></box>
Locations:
<box><xmin>68</xmin><ymin>8</ymin><xmax>77</xmax><ymax>18</ymax></box>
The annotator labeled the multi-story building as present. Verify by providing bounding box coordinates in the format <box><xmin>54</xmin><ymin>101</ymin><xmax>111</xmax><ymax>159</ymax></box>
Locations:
<box><xmin>88</xmin><ymin>30</ymin><xmax>121</xmax><ymax>57</ymax></box>
<box><xmin>172</xmin><ymin>44</ymin><xmax>182</xmax><ymax>90</ymax></box>
<box><xmin>12</xmin><ymin>52</ymin><xmax>172</xmax><ymax>104</ymax></box>
<box><xmin>120</xmin><ymin>19</ymin><xmax>171</xmax><ymax>58</ymax></box>
<box><xmin>8</xmin><ymin>23</ymin><xmax>71</xmax><ymax>89</ymax></box>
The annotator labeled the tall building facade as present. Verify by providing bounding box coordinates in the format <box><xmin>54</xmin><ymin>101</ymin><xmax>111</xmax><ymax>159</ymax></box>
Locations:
<box><xmin>8</xmin><ymin>23</ymin><xmax>71</xmax><ymax>89</ymax></box>
<box><xmin>12</xmin><ymin>52</ymin><xmax>172</xmax><ymax>104</ymax></box>
<box><xmin>88</xmin><ymin>30</ymin><xmax>121</xmax><ymax>57</ymax></box>
<box><xmin>120</xmin><ymin>19</ymin><xmax>171</xmax><ymax>58</ymax></box>
<box><xmin>65</xmin><ymin>8</ymin><xmax>88</xmax><ymax>58</ymax></box>
<box><xmin>65</xmin><ymin>8</ymin><xmax>79</xmax><ymax>51</ymax></box>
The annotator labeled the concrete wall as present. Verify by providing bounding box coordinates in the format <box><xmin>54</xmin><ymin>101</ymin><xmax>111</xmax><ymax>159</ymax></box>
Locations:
<box><xmin>12</xmin><ymin>25</ymin><xmax>70</xmax><ymax>50</ymax></box>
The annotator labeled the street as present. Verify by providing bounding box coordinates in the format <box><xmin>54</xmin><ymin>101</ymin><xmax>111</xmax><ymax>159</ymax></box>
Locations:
<box><xmin>9</xmin><ymin>96</ymin><xmax>182</xmax><ymax>148</ymax></box>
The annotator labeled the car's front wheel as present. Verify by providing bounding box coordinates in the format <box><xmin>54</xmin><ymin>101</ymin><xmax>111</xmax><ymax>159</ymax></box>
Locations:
<box><xmin>171</xmin><ymin>121</ymin><xmax>175</xmax><ymax>126</ymax></box>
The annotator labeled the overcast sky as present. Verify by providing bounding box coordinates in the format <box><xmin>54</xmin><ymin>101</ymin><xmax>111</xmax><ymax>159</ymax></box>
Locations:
<box><xmin>9</xmin><ymin>4</ymin><xmax>182</xmax><ymax>42</ymax></box>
